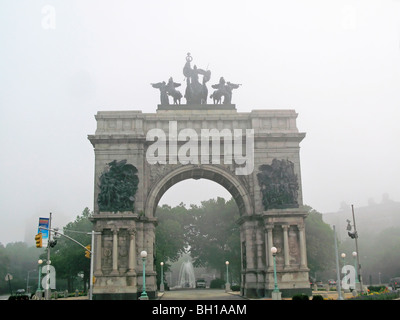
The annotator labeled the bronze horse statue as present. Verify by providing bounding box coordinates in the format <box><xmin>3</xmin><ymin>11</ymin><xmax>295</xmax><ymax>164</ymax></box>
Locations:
<box><xmin>210</xmin><ymin>90</ymin><xmax>223</xmax><ymax>104</ymax></box>
<box><xmin>166</xmin><ymin>77</ymin><xmax>182</xmax><ymax>104</ymax></box>
<box><xmin>152</xmin><ymin>77</ymin><xmax>183</xmax><ymax>105</ymax></box>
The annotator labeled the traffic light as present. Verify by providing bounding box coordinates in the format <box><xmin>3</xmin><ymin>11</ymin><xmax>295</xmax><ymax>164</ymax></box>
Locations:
<box><xmin>348</xmin><ymin>231</ymin><xmax>358</xmax><ymax>239</ymax></box>
<box><xmin>35</xmin><ymin>233</ymin><xmax>42</xmax><ymax>248</ymax></box>
<box><xmin>49</xmin><ymin>239</ymin><xmax>57</xmax><ymax>248</ymax></box>
<box><xmin>85</xmin><ymin>245</ymin><xmax>91</xmax><ymax>259</ymax></box>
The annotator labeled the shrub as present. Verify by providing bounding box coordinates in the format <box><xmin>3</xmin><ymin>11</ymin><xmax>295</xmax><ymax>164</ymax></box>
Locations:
<box><xmin>292</xmin><ymin>294</ymin><xmax>309</xmax><ymax>300</ymax></box>
<box><xmin>312</xmin><ymin>295</ymin><xmax>324</xmax><ymax>300</ymax></box>
<box><xmin>351</xmin><ymin>291</ymin><xmax>400</xmax><ymax>300</ymax></box>
<box><xmin>210</xmin><ymin>278</ymin><xmax>225</xmax><ymax>289</ymax></box>
<box><xmin>367</xmin><ymin>285</ymin><xmax>387</xmax><ymax>293</ymax></box>
<box><xmin>231</xmin><ymin>285</ymin><xmax>240</xmax><ymax>291</ymax></box>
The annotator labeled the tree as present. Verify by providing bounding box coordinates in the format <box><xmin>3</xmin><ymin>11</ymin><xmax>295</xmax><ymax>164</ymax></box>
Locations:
<box><xmin>1</xmin><ymin>242</ymin><xmax>41</xmax><ymax>294</ymax></box>
<box><xmin>0</xmin><ymin>243</ymin><xmax>10</xmax><ymax>291</ymax></box>
<box><xmin>154</xmin><ymin>203</ymin><xmax>189</xmax><ymax>287</ymax></box>
<box><xmin>154</xmin><ymin>198</ymin><xmax>242</xmax><ymax>286</ymax></box>
<box><xmin>186</xmin><ymin>197</ymin><xmax>241</xmax><ymax>281</ymax></box>
<box><xmin>49</xmin><ymin>208</ymin><xmax>92</xmax><ymax>292</ymax></box>
<box><xmin>303</xmin><ymin>205</ymin><xmax>335</xmax><ymax>278</ymax></box>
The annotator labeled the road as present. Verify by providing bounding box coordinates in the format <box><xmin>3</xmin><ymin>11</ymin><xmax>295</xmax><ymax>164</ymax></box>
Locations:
<box><xmin>159</xmin><ymin>289</ymin><xmax>246</xmax><ymax>300</ymax></box>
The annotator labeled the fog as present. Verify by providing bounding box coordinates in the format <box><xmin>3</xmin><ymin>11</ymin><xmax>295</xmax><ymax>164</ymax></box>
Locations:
<box><xmin>0</xmin><ymin>1</ymin><xmax>399</xmax><ymax>245</ymax></box>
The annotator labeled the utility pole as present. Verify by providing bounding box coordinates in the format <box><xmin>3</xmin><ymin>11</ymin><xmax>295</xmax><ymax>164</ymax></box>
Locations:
<box><xmin>89</xmin><ymin>230</ymin><xmax>96</xmax><ymax>300</ymax></box>
<box><xmin>351</xmin><ymin>205</ymin><xmax>364</xmax><ymax>292</ymax></box>
<box><xmin>44</xmin><ymin>212</ymin><xmax>52</xmax><ymax>300</ymax></box>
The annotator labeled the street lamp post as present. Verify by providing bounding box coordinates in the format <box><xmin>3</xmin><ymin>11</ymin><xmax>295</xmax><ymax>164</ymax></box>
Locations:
<box><xmin>333</xmin><ymin>226</ymin><xmax>343</xmax><ymax>300</ymax></box>
<box><xmin>225</xmin><ymin>261</ymin><xmax>230</xmax><ymax>292</ymax></box>
<box><xmin>341</xmin><ymin>253</ymin><xmax>346</xmax><ymax>269</ymax></box>
<box><xmin>340</xmin><ymin>253</ymin><xmax>348</xmax><ymax>293</ymax></box>
<box><xmin>160</xmin><ymin>262</ymin><xmax>164</xmax><ymax>292</ymax></box>
<box><xmin>349</xmin><ymin>205</ymin><xmax>364</xmax><ymax>292</ymax></box>
<box><xmin>44</xmin><ymin>212</ymin><xmax>52</xmax><ymax>300</ymax></box>
<box><xmin>352</xmin><ymin>251</ymin><xmax>360</xmax><ymax>291</ymax></box>
<box><xmin>36</xmin><ymin>259</ymin><xmax>43</xmax><ymax>299</ymax></box>
<box><xmin>271</xmin><ymin>247</ymin><xmax>281</xmax><ymax>300</ymax></box>
<box><xmin>140</xmin><ymin>251</ymin><xmax>149</xmax><ymax>300</ymax></box>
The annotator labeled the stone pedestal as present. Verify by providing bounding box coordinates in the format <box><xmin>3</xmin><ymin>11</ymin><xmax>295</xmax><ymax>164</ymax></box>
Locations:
<box><xmin>239</xmin><ymin>207</ymin><xmax>311</xmax><ymax>298</ymax></box>
<box><xmin>90</xmin><ymin>212</ymin><xmax>157</xmax><ymax>300</ymax></box>
<box><xmin>271</xmin><ymin>291</ymin><xmax>282</xmax><ymax>300</ymax></box>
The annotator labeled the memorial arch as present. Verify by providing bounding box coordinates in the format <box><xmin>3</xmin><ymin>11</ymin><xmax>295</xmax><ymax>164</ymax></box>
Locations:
<box><xmin>87</xmin><ymin>54</ymin><xmax>311</xmax><ymax>299</ymax></box>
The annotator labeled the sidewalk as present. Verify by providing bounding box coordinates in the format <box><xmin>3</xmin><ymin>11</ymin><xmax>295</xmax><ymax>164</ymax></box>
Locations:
<box><xmin>57</xmin><ymin>295</ymin><xmax>88</xmax><ymax>300</ymax></box>
<box><xmin>311</xmin><ymin>290</ymin><xmax>354</xmax><ymax>300</ymax></box>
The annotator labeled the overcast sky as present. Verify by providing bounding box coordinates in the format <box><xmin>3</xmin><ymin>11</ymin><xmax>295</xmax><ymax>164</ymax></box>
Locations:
<box><xmin>1</xmin><ymin>0</ymin><xmax>399</xmax><ymax>245</ymax></box>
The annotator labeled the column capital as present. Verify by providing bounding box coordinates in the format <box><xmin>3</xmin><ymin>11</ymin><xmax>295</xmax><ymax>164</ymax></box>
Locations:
<box><xmin>264</xmin><ymin>224</ymin><xmax>274</xmax><ymax>232</ymax></box>
<box><xmin>93</xmin><ymin>226</ymin><xmax>103</xmax><ymax>233</ymax></box>
<box><xmin>111</xmin><ymin>226</ymin><xmax>119</xmax><ymax>234</ymax></box>
<box><xmin>297</xmin><ymin>224</ymin><xmax>305</xmax><ymax>231</ymax></box>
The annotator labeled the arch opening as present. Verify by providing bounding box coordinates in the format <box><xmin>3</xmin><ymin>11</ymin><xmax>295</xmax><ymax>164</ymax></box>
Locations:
<box><xmin>154</xmin><ymin>173</ymin><xmax>243</xmax><ymax>291</ymax></box>
<box><xmin>146</xmin><ymin>165</ymin><xmax>253</xmax><ymax>218</ymax></box>
<box><xmin>158</xmin><ymin>179</ymin><xmax>231</xmax><ymax>208</ymax></box>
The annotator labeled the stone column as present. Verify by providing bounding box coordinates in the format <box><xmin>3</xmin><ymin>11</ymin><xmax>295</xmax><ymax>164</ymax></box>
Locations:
<box><xmin>136</xmin><ymin>221</ymin><xmax>143</xmax><ymax>272</ymax></box>
<box><xmin>282</xmin><ymin>225</ymin><xmax>290</xmax><ymax>269</ymax></box>
<box><xmin>127</xmin><ymin>228</ymin><xmax>137</xmax><ymax>275</ymax></box>
<box><xmin>265</xmin><ymin>225</ymin><xmax>274</xmax><ymax>269</ymax></box>
<box><xmin>143</xmin><ymin>222</ymin><xmax>152</xmax><ymax>271</ymax></box>
<box><xmin>256</xmin><ymin>227</ymin><xmax>263</xmax><ymax>269</ymax></box>
<box><xmin>94</xmin><ymin>231</ymin><xmax>102</xmax><ymax>275</ymax></box>
<box><xmin>245</xmin><ymin>223</ymin><xmax>255</xmax><ymax>270</ymax></box>
<box><xmin>111</xmin><ymin>227</ymin><xmax>119</xmax><ymax>275</ymax></box>
<box><xmin>147</xmin><ymin>223</ymin><xmax>155</xmax><ymax>271</ymax></box>
<box><xmin>298</xmin><ymin>225</ymin><xmax>307</xmax><ymax>268</ymax></box>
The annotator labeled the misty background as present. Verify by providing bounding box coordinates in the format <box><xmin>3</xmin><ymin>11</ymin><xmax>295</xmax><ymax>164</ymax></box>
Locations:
<box><xmin>0</xmin><ymin>1</ymin><xmax>399</xmax><ymax>245</ymax></box>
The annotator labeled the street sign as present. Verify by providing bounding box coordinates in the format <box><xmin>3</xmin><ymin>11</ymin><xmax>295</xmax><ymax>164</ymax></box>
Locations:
<box><xmin>38</xmin><ymin>217</ymin><xmax>50</xmax><ymax>247</ymax></box>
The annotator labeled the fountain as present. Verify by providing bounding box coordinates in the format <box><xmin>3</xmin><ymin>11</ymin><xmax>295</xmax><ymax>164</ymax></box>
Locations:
<box><xmin>177</xmin><ymin>260</ymin><xmax>196</xmax><ymax>288</ymax></box>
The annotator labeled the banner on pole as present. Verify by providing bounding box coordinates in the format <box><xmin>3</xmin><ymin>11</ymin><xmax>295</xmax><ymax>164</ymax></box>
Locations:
<box><xmin>38</xmin><ymin>217</ymin><xmax>49</xmax><ymax>247</ymax></box>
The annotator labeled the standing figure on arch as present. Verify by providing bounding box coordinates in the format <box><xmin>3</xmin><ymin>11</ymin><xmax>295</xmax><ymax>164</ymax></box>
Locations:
<box><xmin>183</xmin><ymin>53</ymin><xmax>211</xmax><ymax>104</ymax></box>
<box><xmin>151</xmin><ymin>81</ymin><xmax>169</xmax><ymax>105</ymax></box>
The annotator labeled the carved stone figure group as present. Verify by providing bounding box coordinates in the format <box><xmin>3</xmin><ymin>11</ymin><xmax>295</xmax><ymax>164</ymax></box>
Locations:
<box><xmin>151</xmin><ymin>53</ymin><xmax>241</xmax><ymax>106</ymax></box>
<box><xmin>257</xmin><ymin>159</ymin><xmax>299</xmax><ymax>210</ymax></box>
<box><xmin>98</xmin><ymin>160</ymin><xmax>139</xmax><ymax>212</ymax></box>
<box><xmin>151</xmin><ymin>77</ymin><xmax>183</xmax><ymax>105</ymax></box>
<box><xmin>210</xmin><ymin>76</ymin><xmax>241</xmax><ymax>104</ymax></box>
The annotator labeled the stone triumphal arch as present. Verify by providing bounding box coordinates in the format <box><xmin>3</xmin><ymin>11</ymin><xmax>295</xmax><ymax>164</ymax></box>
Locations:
<box><xmin>88</xmin><ymin>54</ymin><xmax>310</xmax><ymax>299</ymax></box>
